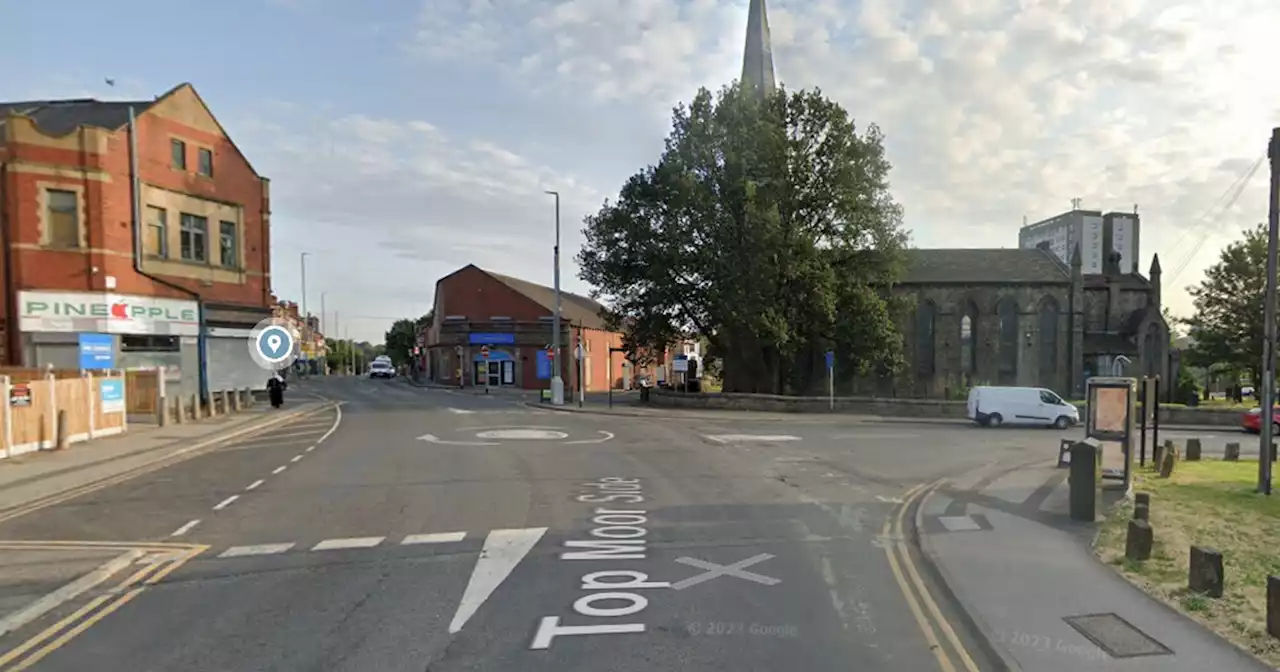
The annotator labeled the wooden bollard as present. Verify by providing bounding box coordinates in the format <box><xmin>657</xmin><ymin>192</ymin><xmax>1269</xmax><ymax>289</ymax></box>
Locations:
<box><xmin>1225</xmin><ymin>442</ymin><xmax>1241</xmax><ymax>461</ymax></box>
<box><xmin>1125</xmin><ymin>519</ymin><xmax>1153</xmax><ymax>562</ymax></box>
<box><xmin>1268</xmin><ymin>576</ymin><xmax>1279</xmax><ymax>639</ymax></box>
<box><xmin>1189</xmin><ymin>545</ymin><xmax>1225</xmax><ymax>598</ymax></box>
<box><xmin>55</xmin><ymin>410</ymin><xmax>69</xmax><ymax>450</ymax></box>
<box><xmin>1185</xmin><ymin>438</ymin><xmax>1202</xmax><ymax>461</ymax></box>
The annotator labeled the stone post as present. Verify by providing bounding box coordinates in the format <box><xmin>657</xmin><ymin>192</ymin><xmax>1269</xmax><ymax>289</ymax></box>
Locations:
<box><xmin>1186</xmin><ymin>438</ymin><xmax>1202</xmax><ymax>461</ymax></box>
<box><xmin>1267</xmin><ymin>576</ymin><xmax>1279</xmax><ymax>639</ymax></box>
<box><xmin>1159</xmin><ymin>446</ymin><xmax>1179</xmax><ymax>478</ymax></box>
<box><xmin>1153</xmin><ymin>442</ymin><xmax>1166</xmax><ymax>470</ymax></box>
<box><xmin>231</xmin><ymin>388</ymin><xmax>241</xmax><ymax>412</ymax></box>
<box><xmin>1225</xmin><ymin>442</ymin><xmax>1241</xmax><ymax>461</ymax></box>
<box><xmin>190</xmin><ymin>394</ymin><xmax>200</xmax><ymax>421</ymax></box>
<box><xmin>1125</xmin><ymin>519</ymin><xmax>1153</xmax><ymax>562</ymax></box>
<box><xmin>158</xmin><ymin>396</ymin><xmax>169</xmax><ymax>427</ymax></box>
<box><xmin>55</xmin><ymin>411</ymin><xmax>69</xmax><ymax>451</ymax></box>
<box><xmin>1189</xmin><ymin>545</ymin><xmax>1224</xmax><ymax>597</ymax></box>
<box><xmin>1133</xmin><ymin>502</ymin><xmax>1150</xmax><ymax>521</ymax></box>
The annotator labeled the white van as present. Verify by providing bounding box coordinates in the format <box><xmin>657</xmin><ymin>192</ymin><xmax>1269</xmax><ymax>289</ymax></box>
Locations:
<box><xmin>967</xmin><ymin>386</ymin><xmax>1079</xmax><ymax>429</ymax></box>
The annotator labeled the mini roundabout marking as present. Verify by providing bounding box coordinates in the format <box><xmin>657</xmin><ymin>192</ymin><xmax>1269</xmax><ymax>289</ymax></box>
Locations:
<box><xmin>417</xmin><ymin>425</ymin><xmax>614</xmax><ymax>446</ymax></box>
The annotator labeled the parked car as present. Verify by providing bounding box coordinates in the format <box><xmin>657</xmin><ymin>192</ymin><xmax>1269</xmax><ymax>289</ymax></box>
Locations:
<box><xmin>369</xmin><ymin>361</ymin><xmax>396</xmax><ymax>379</ymax></box>
<box><xmin>1240</xmin><ymin>406</ymin><xmax>1280</xmax><ymax>434</ymax></box>
<box><xmin>967</xmin><ymin>385</ymin><xmax>1079</xmax><ymax>429</ymax></box>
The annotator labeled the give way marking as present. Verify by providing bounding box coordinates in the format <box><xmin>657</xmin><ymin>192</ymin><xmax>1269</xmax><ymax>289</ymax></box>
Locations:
<box><xmin>449</xmin><ymin>527</ymin><xmax>548</xmax><ymax>633</ymax></box>
<box><xmin>670</xmin><ymin>553</ymin><xmax>781</xmax><ymax>590</ymax></box>
<box><xmin>704</xmin><ymin>435</ymin><xmax>801</xmax><ymax>443</ymax></box>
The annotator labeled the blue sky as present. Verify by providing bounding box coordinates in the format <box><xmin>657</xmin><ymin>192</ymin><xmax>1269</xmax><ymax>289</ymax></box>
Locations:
<box><xmin>3</xmin><ymin>0</ymin><xmax>1278</xmax><ymax>342</ymax></box>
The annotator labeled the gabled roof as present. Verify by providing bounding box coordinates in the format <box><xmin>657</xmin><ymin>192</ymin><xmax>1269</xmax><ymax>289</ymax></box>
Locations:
<box><xmin>900</xmin><ymin>248</ymin><xmax>1070</xmax><ymax>284</ymax></box>
<box><xmin>484</xmin><ymin>270</ymin><xmax>609</xmax><ymax>330</ymax></box>
<box><xmin>0</xmin><ymin>98</ymin><xmax>155</xmax><ymax>135</ymax></box>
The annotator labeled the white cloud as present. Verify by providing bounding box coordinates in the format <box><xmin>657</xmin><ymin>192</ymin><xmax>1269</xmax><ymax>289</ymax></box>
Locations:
<box><xmin>236</xmin><ymin>0</ymin><xmax>1280</xmax><ymax>341</ymax></box>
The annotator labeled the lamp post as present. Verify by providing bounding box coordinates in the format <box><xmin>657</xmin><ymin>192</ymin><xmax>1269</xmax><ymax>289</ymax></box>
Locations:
<box><xmin>300</xmin><ymin>252</ymin><xmax>310</xmax><ymax>376</ymax></box>
<box><xmin>1259</xmin><ymin>127</ymin><xmax>1279</xmax><ymax>496</ymax></box>
<box><xmin>545</xmin><ymin>190</ymin><xmax>564</xmax><ymax>406</ymax></box>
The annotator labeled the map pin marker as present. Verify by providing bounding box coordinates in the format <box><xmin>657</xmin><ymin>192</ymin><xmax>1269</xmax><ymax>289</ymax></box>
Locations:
<box><xmin>267</xmin><ymin>334</ymin><xmax>282</xmax><ymax>353</ymax></box>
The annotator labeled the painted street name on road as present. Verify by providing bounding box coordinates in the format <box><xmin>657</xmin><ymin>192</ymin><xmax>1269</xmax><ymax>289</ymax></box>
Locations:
<box><xmin>531</xmin><ymin>477</ymin><xmax>665</xmax><ymax>649</ymax></box>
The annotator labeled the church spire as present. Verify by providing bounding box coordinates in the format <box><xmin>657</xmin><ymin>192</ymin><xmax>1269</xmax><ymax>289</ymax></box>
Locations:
<box><xmin>741</xmin><ymin>0</ymin><xmax>776</xmax><ymax>98</ymax></box>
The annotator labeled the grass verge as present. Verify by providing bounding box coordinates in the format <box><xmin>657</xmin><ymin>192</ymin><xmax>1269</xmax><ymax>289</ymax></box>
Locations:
<box><xmin>1095</xmin><ymin>458</ymin><xmax>1280</xmax><ymax>667</ymax></box>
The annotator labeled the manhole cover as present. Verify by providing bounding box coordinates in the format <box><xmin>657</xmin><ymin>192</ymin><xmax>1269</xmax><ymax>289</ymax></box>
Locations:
<box><xmin>474</xmin><ymin>429</ymin><xmax>568</xmax><ymax>440</ymax></box>
<box><xmin>1063</xmin><ymin>613</ymin><xmax>1172</xmax><ymax>658</ymax></box>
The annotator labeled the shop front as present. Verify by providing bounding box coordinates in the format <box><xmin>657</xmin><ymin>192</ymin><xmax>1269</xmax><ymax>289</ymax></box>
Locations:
<box><xmin>16</xmin><ymin>290</ymin><xmax>200</xmax><ymax>398</ymax></box>
<box><xmin>204</xmin><ymin>303</ymin><xmax>275</xmax><ymax>393</ymax></box>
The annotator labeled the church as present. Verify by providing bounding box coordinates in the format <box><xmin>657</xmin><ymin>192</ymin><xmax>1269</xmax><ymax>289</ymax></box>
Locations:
<box><xmin>739</xmin><ymin>0</ymin><xmax>1171</xmax><ymax>400</ymax></box>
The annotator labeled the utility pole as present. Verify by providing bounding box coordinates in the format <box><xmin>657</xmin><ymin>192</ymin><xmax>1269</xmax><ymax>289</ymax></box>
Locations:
<box><xmin>300</xmin><ymin>252</ymin><xmax>310</xmax><ymax>376</ymax></box>
<box><xmin>545</xmin><ymin>190</ymin><xmax>564</xmax><ymax>406</ymax></box>
<box><xmin>320</xmin><ymin>292</ymin><xmax>327</xmax><ymax>374</ymax></box>
<box><xmin>1260</xmin><ymin>126</ymin><xmax>1279</xmax><ymax>496</ymax></box>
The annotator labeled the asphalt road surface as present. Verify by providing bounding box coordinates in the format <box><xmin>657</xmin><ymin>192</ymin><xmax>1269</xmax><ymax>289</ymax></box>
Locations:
<box><xmin>0</xmin><ymin>377</ymin><xmax>1253</xmax><ymax>671</ymax></box>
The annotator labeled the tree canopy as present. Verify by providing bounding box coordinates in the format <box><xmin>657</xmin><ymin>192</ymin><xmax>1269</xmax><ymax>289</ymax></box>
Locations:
<box><xmin>578</xmin><ymin>83</ymin><xmax>908</xmax><ymax>393</ymax></box>
<box><xmin>1183</xmin><ymin>223</ymin><xmax>1271</xmax><ymax>383</ymax></box>
<box><xmin>384</xmin><ymin>311</ymin><xmax>432</xmax><ymax>366</ymax></box>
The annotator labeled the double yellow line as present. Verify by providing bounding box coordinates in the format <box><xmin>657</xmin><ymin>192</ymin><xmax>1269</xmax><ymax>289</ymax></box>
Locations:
<box><xmin>0</xmin><ymin>541</ymin><xmax>206</xmax><ymax>671</ymax></box>
<box><xmin>881</xmin><ymin>481</ymin><xmax>982</xmax><ymax>672</ymax></box>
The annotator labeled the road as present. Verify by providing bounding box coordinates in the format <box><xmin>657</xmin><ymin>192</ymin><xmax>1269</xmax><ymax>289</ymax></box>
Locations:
<box><xmin>0</xmin><ymin>377</ymin><xmax>1253</xmax><ymax>671</ymax></box>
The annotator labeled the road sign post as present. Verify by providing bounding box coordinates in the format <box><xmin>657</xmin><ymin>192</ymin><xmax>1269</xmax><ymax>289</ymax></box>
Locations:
<box><xmin>825</xmin><ymin>351</ymin><xmax>835</xmax><ymax>411</ymax></box>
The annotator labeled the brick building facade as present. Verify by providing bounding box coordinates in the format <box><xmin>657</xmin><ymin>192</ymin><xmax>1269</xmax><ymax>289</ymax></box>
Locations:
<box><xmin>0</xmin><ymin>83</ymin><xmax>274</xmax><ymax>395</ymax></box>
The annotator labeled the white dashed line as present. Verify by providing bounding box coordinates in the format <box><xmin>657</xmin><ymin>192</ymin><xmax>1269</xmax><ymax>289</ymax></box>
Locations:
<box><xmin>273</xmin><ymin>466</ymin><xmax>287</xmax><ymax>474</ymax></box>
<box><xmin>170</xmin><ymin>519</ymin><xmax>201</xmax><ymax>537</ymax></box>
<box><xmin>218</xmin><ymin>543</ymin><xmax>295</xmax><ymax>558</ymax></box>
<box><xmin>213</xmin><ymin>495</ymin><xmax>240</xmax><ymax>510</ymax></box>
<box><xmin>246</xmin><ymin>479</ymin><xmax>265</xmax><ymax>491</ymax></box>
<box><xmin>305</xmin><ymin>445</ymin><xmax>316</xmax><ymax>452</ymax></box>
<box><xmin>290</xmin><ymin>455</ymin><xmax>303</xmax><ymax>463</ymax></box>
<box><xmin>448</xmin><ymin>408</ymin><xmax>476</xmax><ymax>414</ymax></box>
<box><xmin>402</xmin><ymin>532</ymin><xmax>467</xmax><ymax>545</ymax></box>
<box><xmin>311</xmin><ymin>537</ymin><xmax>386</xmax><ymax>551</ymax></box>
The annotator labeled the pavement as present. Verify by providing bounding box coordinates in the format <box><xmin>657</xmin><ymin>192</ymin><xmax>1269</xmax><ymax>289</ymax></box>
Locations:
<box><xmin>0</xmin><ymin>375</ymin><xmax>1266</xmax><ymax>671</ymax></box>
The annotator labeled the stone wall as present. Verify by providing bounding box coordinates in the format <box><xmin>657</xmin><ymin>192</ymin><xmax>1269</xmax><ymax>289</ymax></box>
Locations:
<box><xmin>649</xmin><ymin>389</ymin><xmax>1244</xmax><ymax>426</ymax></box>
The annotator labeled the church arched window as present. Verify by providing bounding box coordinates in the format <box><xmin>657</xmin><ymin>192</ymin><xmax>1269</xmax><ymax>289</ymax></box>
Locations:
<box><xmin>960</xmin><ymin>302</ymin><xmax>978</xmax><ymax>375</ymax></box>
<box><xmin>1038</xmin><ymin>298</ymin><xmax>1059</xmax><ymax>384</ymax></box>
<box><xmin>917</xmin><ymin>300</ymin><xmax>936</xmax><ymax>375</ymax></box>
<box><xmin>996</xmin><ymin>297</ymin><xmax>1018</xmax><ymax>383</ymax></box>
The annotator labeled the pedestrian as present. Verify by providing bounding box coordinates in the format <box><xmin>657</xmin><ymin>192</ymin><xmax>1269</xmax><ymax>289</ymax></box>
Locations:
<box><xmin>267</xmin><ymin>372</ymin><xmax>287</xmax><ymax>408</ymax></box>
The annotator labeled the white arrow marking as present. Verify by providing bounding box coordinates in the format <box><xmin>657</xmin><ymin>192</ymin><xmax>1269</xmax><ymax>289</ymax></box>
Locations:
<box><xmin>564</xmin><ymin>431</ymin><xmax>615</xmax><ymax>444</ymax></box>
<box><xmin>417</xmin><ymin>433</ymin><xmax>499</xmax><ymax>446</ymax></box>
<box><xmin>449</xmin><ymin>527</ymin><xmax>547</xmax><ymax>633</ymax></box>
<box><xmin>875</xmin><ymin>495</ymin><xmax>904</xmax><ymax>504</ymax></box>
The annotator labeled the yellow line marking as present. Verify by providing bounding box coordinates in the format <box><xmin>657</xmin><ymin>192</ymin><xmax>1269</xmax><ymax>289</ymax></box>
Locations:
<box><xmin>0</xmin><ymin>547</ymin><xmax>202</xmax><ymax>671</ymax></box>
<box><xmin>880</xmin><ymin>482</ymin><xmax>955</xmax><ymax>671</ymax></box>
<box><xmin>0</xmin><ymin>404</ymin><xmax>336</xmax><ymax>525</ymax></box>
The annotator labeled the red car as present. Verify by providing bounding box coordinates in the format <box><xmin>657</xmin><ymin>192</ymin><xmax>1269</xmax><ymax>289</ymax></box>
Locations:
<box><xmin>1241</xmin><ymin>406</ymin><xmax>1280</xmax><ymax>434</ymax></box>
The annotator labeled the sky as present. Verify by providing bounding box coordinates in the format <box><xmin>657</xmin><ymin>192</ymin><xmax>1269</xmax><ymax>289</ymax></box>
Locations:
<box><xmin>2</xmin><ymin>0</ymin><xmax>1279</xmax><ymax>344</ymax></box>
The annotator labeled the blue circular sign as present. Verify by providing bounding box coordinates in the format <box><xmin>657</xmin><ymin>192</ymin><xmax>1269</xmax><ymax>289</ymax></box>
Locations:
<box><xmin>256</xmin><ymin>325</ymin><xmax>295</xmax><ymax>364</ymax></box>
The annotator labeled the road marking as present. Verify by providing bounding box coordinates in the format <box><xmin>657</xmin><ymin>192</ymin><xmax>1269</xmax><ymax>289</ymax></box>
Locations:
<box><xmin>670</xmin><ymin>554</ymin><xmax>781</xmax><ymax>590</ymax></box>
<box><xmin>476</xmin><ymin>428</ymin><xmax>568</xmax><ymax>440</ymax></box>
<box><xmin>246</xmin><ymin>479</ymin><xmax>265</xmax><ymax>491</ymax></box>
<box><xmin>448</xmin><ymin>408</ymin><xmax>476</xmax><ymax>414</ymax></box>
<box><xmin>273</xmin><ymin>465</ymin><xmax>288</xmax><ymax>474</ymax></box>
<box><xmin>212</xmin><ymin>495</ymin><xmax>239</xmax><ymax>510</ymax></box>
<box><xmin>449</xmin><ymin>527</ymin><xmax>548</xmax><ymax>633</ymax></box>
<box><xmin>403</xmin><ymin>532</ymin><xmax>467</xmax><ymax>544</ymax></box>
<box><xmin>312</xmin><ymin>537</ymin><xmax>385</xmax><ymax>551</ymax></box>
<box><xmin>0</xmin><ymin>549</ymin><xmax>143</xmax><ymax>638</ymax></box>
<box><xmin>305</xmin><ymin>444</ymin><xmax>316</xmax><ymax>452</ymax></box>
<box><xmin>704</xmin><ymin>434</ymin><xmax>801</xmax><ymax>443</ymax></box>
<box><xmin>290</xmin><ymin>454</ymin><xmax>303</xmax><ymax>462</ymax></box>
<box><xmin>564</xmin><ymin>431</ymin><xmax>615</xmax><ymax>444</ymax></box>
<box><xmin>170</xmin><ymin>519</ymin><xmax>201</xmax><ymax>536</ymax></box>
<box><xmin>218</xmin><ymin>543</ymin><xmax>295</xmax><ymax>558</ymax></box>
<box><xmin>417</xmin><ymin>433</ymin><xmax>500</xmax><ymax>446</ymax></box>
<box><xmin>877</xmin><ymin>495</ymin><xmax>905</xmax><ymax>503</ymax></box>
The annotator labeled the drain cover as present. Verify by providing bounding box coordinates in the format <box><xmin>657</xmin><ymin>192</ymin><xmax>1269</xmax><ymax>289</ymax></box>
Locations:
<box><xmin>1063</xmin><ymin>613</ymin><xmax>1173</xmax><ymax>658</ymax></box>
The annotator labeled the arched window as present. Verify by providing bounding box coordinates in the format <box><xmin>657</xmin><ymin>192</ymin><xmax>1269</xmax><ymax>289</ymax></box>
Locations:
<box><xmin>997</xmin><ymin>297</ymin><xmax>1018</xmax><ymax>384</ymax></box>
<box><xmin>917</xmin><ymin>300</ymin><xmax>936</xmax><ymax>375</ymax></box>
<box><xmin>960</xmin><ymin>302</ymin><xmax>978</xmax><ymax>375</ymax></box>
<box><xmin>1038</xmin><ymin>298</ymin><xmax>1059</xmax><ymax>385</ymax></box>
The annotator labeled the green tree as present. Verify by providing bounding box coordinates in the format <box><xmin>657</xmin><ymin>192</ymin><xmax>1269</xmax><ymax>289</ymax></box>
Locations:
<box><xmin>1183</xmin><ymin>223</ymin><xmax>1270</xmax><ymax>385</ymax></box>
<box><xmin>578</xmin><ymin>83</ymin><xmax>907</xmax><ymax>393</ymax></box>
<box><xmin>384</xmin><ymin>319</ymin><xmax>418</xmax><ymax>366</ymax></box>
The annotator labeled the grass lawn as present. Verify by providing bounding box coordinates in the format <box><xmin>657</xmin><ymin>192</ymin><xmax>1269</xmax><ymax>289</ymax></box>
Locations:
<box><xmin>1096</xmin><ymin>459</ymin><xmax>1280</xmax><ymax>666</ymax></box>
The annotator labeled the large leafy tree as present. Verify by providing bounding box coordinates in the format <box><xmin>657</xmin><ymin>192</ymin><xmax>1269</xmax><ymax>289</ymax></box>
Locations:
<box><xmin>384</xmin><ymin>319</ymin><xmax>418</xmax><ymax>366</ymax></box>
<box><xmin>1183</xmin><ymin>223</ymin><xmax>1270</xmax><ymax>384</ymax></box>
<box><xmin>578</xmin><ymin>83</ymin><xmax>908</xmax><ymax>393</ymax></box>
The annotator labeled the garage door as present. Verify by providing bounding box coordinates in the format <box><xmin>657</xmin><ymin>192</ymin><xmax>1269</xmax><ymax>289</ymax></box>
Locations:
<box><xmin>206</xmin><ymin>336</ymin><xmax>269</xmax><ymax>392</ymax></box>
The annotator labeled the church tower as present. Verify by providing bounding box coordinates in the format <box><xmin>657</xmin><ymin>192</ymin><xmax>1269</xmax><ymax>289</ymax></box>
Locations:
<box><xmin>741</xmin><ymin>0</ymin><xmax>776</xmax><ymax>98</ymax></box>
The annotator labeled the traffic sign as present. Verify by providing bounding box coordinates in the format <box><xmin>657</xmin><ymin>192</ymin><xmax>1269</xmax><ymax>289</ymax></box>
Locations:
<box><xmin>480</xmin><ymin>345</ymin><xmax>491</xmax><ymax>359</ymax></box>
<box><xmin>546</xmin><ymin>345</ymin><xmax>555</xmax><ymax>359</ymax></box>
<box><xmin>825</xmin><ymin>350</ymin><xmax>835</xmax><ymax>369</ymax></box>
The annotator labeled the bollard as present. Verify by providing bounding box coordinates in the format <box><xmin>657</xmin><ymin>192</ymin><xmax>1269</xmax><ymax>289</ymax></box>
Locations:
<box><xmin>1224</xmin><ymin>442</ymin><xmax>1241</xmax><ymax>461</ymax></box>
<box><xmin>1068</xmin><ymin>438</ymin><xmax>1102</xmax><ymax>522</ymax></box>
<box><xmin>190</xmin><ymin>393</ymin><xmax>199</xmax><ymax>420</ymax></box>
<box><xmin>1133</xmin><ymin>502</ymin><xmax>1150</xmax><ymax>521</ymax></box>
<box><xmin>1189</xmin><ymin>545</ymin><xmax>1225</xmax><ymax>598</ymax></box>
<box><xmin>1159</xmin><ymin>445</ymin><xmax>1179</xmax><ymax>478</ymax></box>
<box><xmin>243</xmin><ymin>387</ymin><xmax>253</xmax><ymax>407</ymax></box>
<box><xmin>158</xmin><ymin>396</ymin><xmax>169</xmax><ymax>427</ymax></box>
<box><xmin>55</xmin><ymin>410</ymin><xmax>69</xmax><ymax>450</ymax></box>
<box><xmin>1185</xmin><ymin>438</ymin><xmax>1201</xmax><ymax>461</ymax></box>
<box><xmin>1268</xmin><ymin>576</ymin><xmax>1279</xmax><ymax>639</ymax></box>
<box><xmin>174</xmin><ymin>397</ymin><xmax>185</xmax><ymax>424</ymax></box>
<box><xmin>1135</xmin><ymin>492</ymin><xmax>1151</xmax><ymax>508</ymax></box>
<box><xmin>231</xmin><ymin>388</ymin><xmax>242</xmax><ymax>412</ymax></box>
<box><xmin>1152</xmin><ymin>442</ymin><xmax>1166</xmax><ymax>470</ymax></box>
<box><xmin>1125</xmin><ymin>519</ymin><xmax>1153</xmax><ymax>561</ymax></box>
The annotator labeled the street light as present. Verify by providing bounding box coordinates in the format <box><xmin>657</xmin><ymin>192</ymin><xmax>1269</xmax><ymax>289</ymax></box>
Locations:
<box><xmin>300</xmin><ymin>252</ymin><xmax>310</xmax><ymax>375</ymax></box>
<box><xmin>545</xmin><ymin>190</ymin><xmax>564</xmax><ymax>406</ymax></box>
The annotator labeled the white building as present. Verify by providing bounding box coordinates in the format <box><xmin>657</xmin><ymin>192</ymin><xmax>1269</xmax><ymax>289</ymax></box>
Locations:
<box><xmin>1018</xmin><ymin>209</ymin><xmax>1141</xmax><ymax>275</ymax></box>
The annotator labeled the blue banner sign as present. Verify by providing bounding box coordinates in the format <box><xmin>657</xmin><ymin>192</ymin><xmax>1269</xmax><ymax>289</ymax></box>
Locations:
<box><xmin>469</xmin><ymin>332</ymin><xmax>516</xmax><ymax>345</ymax></box>
<box><xmin>100</xmin><ymin>378</ymin><xmax>125</xmax><ymax>413</ymax></box>
<box><xmin>536</xmin><ymin>350</ymin><xmax>551</xmax><ymax>379</ymax></box>
<box><xmin>78</xmin><ymin>333</ymin><xmax>115</xmax><ymax>369</ymax></box>
<box><xmin>825</xmin><ymin>350</ymin><xmax>835</xmax><ymax>370</ymax></box>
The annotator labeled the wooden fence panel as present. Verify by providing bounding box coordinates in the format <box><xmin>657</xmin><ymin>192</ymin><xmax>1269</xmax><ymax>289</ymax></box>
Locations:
<box><xmin>56</xmin><ymin>378</ymin><xmax>91</xmax><ymax>439</ymax></box>
<box><xmin>125</xmin><ymin>370</ymin><xmax>159</xmax><ymax>415</ymax></box>
<box><xmin>10</xmin><ymin>379</ymin><xmax>54</xmax><ymax>452</ymax></box>
<box><xmin>0</xmin><ymin>368</ymin><xmax>82</xmax><ymax>383</ymax></box>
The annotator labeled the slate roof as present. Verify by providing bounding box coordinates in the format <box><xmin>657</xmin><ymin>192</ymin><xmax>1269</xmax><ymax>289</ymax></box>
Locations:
<box><xmin>0</xmin><ymin>98</ymin><xmax>155</xmax><ymax>135</ymax></box>
<box><xmin>484</xmin><ymin>270</ymin><xmax>610</xmax><ymax>330</ymax></box>
<box><xmin>900</xmin><ymin>248</ymin><xmax>1070</xmax><ymax>284</ymax></box>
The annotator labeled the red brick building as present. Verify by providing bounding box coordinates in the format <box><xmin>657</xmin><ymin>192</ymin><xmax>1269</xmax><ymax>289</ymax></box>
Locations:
<box><xmin>0</xmin><ymin>83</ymin><xmax>274</xmax><ymax>395</ymax></box>
<box><xmin>421</xmin><ymin>265</ymin><xmax>639</xmax><ymax>391</ymax></box>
